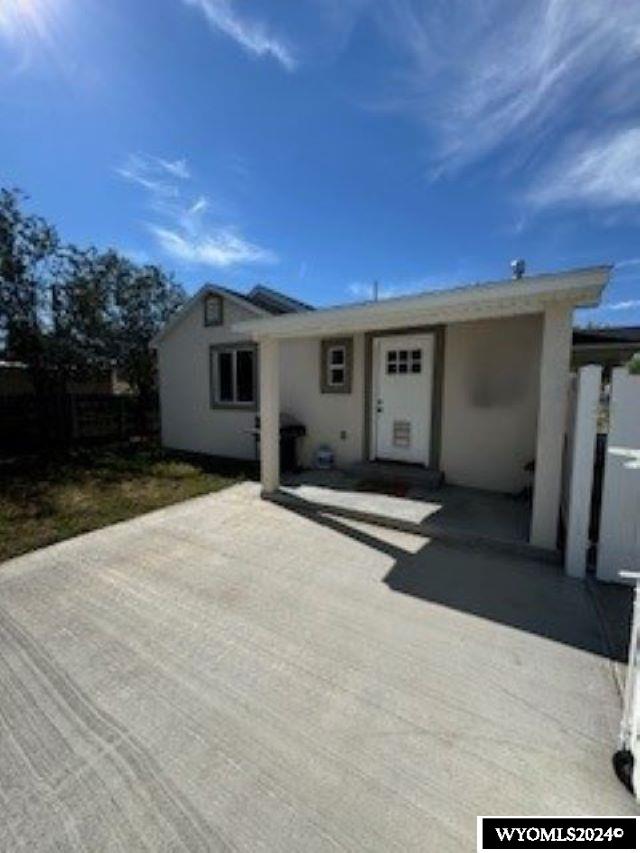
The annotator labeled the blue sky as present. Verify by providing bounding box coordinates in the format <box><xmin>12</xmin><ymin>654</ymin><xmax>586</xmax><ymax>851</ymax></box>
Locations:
<box><xmin>1</xmin><ymin>0</ymin><xmax>639</xmax><ymax>324</ymax></box>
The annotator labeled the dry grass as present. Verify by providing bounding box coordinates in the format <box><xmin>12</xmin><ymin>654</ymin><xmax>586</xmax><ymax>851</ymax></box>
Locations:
<box><xmin>0</xmin><ymin>443</ymin><xmax>253</xmax><ymax>563</ymax></box>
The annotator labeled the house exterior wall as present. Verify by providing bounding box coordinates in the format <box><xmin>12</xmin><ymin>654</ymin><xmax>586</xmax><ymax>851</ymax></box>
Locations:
<box><xmin>279</xmin><ymin>315</ymin><xmax>542</xmax><ymax>491</ymax></box>
<box><xmin>279</xmin><ymin>334</ymin><xmax>366</xmax><ymax>468</ymax></box>
<box><xmin>159</xmin><ymin>300</ymin><xmax>543</xmax><ymax>493</ymax></box>
<box><xmin>157</xmin><ymin>295</ymin><xmax>260</xmax><ymax>459</ymax></box>
<box><xmin>440</xmin><ymin>314</ymin><xmax>542</xmax><ymax>493</ymax></box>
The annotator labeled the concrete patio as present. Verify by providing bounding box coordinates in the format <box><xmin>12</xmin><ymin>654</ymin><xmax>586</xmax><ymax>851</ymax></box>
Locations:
<box><xmin>278</xmin><ymin>468</ymin><xmax>540</xmax><ymax>559</ymax></box>
<box><xmin>0</xmin><ymin>481</ymin><xmax>635</xmax><ymax>851</ymax></box>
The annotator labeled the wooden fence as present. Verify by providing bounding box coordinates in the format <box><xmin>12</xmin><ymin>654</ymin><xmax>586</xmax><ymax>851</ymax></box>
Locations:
<box><xmin>0</xmin><ymin>394</ymin><xmax>159</xmax><ymax>454</ymax></box>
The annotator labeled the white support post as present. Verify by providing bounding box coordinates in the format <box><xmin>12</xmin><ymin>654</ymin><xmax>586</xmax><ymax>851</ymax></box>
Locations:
<box><xmin>259</xmin><ymin>337</ymin><xmax>280</xmax><ymax>495</ymax></box>
<box><xmin>565</xmin><ymin>365</ymin><xmax>601</xmax><ymax>577</ymax></box>
<box><xmin>530</xmin><ymin>303</ymin><xmax>573</xmax><ymax>550</ymax></box>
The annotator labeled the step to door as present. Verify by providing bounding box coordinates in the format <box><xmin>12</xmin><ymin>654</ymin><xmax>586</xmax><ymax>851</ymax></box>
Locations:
<box><xmin>346</xmin><ymin>462</ymin><xmax>444</xmax><ymax>491</ymax></box>
<box><xmin>266</xmin><ymin>488</ymin><xmax>560</xmax><ymax>566</ymax></box>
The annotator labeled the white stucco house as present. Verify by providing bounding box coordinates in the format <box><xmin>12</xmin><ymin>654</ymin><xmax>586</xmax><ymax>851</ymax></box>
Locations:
<box><xmin>152</xmin><ymin>266</ymin><xmax>611</xmax><ymax>551</ymax></box>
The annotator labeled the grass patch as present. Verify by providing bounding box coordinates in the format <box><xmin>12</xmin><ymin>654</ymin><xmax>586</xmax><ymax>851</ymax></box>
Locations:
<box><xmin>0</xmin><ymin>442</ymin><xmax>256</xmax><ymax>563</ymax></box>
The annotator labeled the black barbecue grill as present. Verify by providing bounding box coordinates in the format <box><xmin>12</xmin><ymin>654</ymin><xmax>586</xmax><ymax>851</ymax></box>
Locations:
<box><xmin>251</xmin><ymin>412</ymin><xmax>306</xmax><ymax>473</ymax></box>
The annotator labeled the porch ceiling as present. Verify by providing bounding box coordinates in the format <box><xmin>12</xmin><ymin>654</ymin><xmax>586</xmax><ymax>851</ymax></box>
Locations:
<box><xmin>232</xmin><ymin>266</ymin><xmax>610</xmax><ymax>340</ymax></box>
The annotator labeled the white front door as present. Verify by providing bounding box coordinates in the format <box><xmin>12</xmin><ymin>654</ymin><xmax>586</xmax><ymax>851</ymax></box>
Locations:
<box><xmin>372</xmin><ymin>334</ymin><xmax>434</xmax><ymax>465</ymax></box>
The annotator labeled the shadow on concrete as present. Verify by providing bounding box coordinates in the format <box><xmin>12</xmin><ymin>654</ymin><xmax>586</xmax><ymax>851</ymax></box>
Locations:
<box><xmin>278</xmin><ymin>494</ymin><xmax>632</xmax><ymax>663</ymax></box>
<box><xmin>280</xmin><ymin>472</ymin><xmax>532</xmax><ymax>548</ymax></box>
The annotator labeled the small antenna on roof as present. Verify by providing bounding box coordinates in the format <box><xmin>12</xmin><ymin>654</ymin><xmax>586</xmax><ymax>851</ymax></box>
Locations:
<box><xmin>511</xmin><ymin>259</ymin><xmax>526</xmax><ymax>280</ymax></box>
<box><xmin>373</xmin><ymin>280</ymin><xmax>379</xmax><ymax>301</ymax></box>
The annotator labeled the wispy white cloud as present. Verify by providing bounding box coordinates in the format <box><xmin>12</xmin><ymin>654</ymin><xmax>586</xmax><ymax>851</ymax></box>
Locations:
<box><xmin>605</xmin><ymin>299</ymin><xmax>640</xmax><ymax>312</ymax></box>
<box><xmin>370</xmin><ymin>0</ymin><xmax>640</xmax><ymax>176</ymax></box>
<box><xmin>149</xmin><ymin>225</ymin><xmax>277</xmax><ymax>267</ymax></box>
<box><xmin>116</xmin><ymin>153</ymin><xmax>190</xmax><ymax>197</ymax></box>
<box><xmin>181</xmin><ymin>0</ymin><xmax>296</xmax><ymax>70</ymax></box>
<box><xmin>528</xmin><ymin>128</ymin><xmax>640</xmax><ymax>208</ymax></box>
<box><xmin>116</xmin><ymin>154</ymin><xmax>186</xmax><ymax>201</ymax></box>
<box><xmin>617</xmin><ymin>258</ymin><xmax>640</xmax><ymax>269</ymax></box>
<box><xmin>156</xmin><ymin>157</ymin><xmax>191</xmax><ymax>180</ymax></box>
<box><xmin>117</xmin><ymin>152</ymin><xmax>278</xmax><ymax>269</ymax></box>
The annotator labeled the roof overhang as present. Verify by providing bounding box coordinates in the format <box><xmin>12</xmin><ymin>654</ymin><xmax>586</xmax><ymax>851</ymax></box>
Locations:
<box><xmin>233</xmin><ymin>266</ymin><xmax>611</xmax><ymax>341</ymax></box>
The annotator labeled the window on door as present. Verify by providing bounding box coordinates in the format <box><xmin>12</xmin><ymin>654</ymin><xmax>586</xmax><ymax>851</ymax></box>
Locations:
<box><xmin>210</xmin><ymin>345</ymin><xmax>257</xmax><ymax>407</ymax></box>
<box><xmin>386</xmin><ymin>348</ymin><xmax>422</xmax><ymax>375</ymax></box>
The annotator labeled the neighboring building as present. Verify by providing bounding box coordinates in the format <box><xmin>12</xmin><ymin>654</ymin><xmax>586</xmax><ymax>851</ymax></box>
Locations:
<box><xmin>153</xmin><ymin>266</ymin><xmax>611</xmax><ymax>551</ymax></box>
<box><xmin>572</xmin><ymin>326</ymin><xmax>640</xmax><ymax>377</ymax></box>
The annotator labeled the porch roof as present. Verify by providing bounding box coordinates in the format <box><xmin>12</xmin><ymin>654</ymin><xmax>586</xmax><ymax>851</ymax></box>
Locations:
<box><xmin>233</xmin><ymin>265</ymin><xmax>611</xmax><ymax>340</ymax></box>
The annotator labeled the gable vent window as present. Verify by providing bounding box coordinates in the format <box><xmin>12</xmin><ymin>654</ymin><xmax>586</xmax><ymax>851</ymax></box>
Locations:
<box><xmin>210</xmin><ymin>345</ymin><xmax>257</xmax><ymax>408</ymax></box>
<box><xmin>321</xmin><ymin>338</ymin><xmax>353</xmax><ymax>394</ymax></box>
<box><xmin>204</xmin><ymin>294</ymin><xmax>223</xmax><ymax>327</ymax></box>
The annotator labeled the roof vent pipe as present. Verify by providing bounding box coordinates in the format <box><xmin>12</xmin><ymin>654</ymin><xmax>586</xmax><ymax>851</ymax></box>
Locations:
<box><xmin>511</xmin><ymin>259</ymin><xmax>526</xmax><ymax>280</ymax></box>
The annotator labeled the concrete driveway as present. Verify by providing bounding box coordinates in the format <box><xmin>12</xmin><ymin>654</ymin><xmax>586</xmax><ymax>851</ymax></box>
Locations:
<box><xmin>0</xmin><ymin>482</ymin><xmax>635</xmax><ymax>851</ymax></box>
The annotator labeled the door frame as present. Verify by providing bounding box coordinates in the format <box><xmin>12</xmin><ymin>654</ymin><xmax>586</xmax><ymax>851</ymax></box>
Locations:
<box><xmin>363</xmin><ymin>324</ymin><xmax>446</xmax><ymax>468</ymax></box>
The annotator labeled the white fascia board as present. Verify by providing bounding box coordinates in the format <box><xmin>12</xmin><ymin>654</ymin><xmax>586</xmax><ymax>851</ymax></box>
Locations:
<box><xmin>233</xmin><ymin>266</ymin><xmax>611</xmax><ymax>341</ymax></box>
<box><xmin>150</xmin><ymin>285</ymin><xmax>269</xmax><ymax>349</ymax></box>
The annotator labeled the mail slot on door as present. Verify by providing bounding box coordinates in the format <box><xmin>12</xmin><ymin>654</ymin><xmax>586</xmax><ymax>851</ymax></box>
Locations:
<box><xmin>393</xmin><ymin>420</ymin><xmax>411</xmax><ymax>448</ymax></box>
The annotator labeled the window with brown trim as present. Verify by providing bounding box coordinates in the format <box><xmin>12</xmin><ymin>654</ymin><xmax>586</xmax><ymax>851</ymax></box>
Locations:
<box><xmin>320</xmin><ymin>337</ymin><xmax>353</xmax><ymax>394</ymax></box>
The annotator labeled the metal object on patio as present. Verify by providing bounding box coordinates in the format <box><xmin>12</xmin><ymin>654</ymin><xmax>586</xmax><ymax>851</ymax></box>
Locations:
<box><xmin>615</xmin><ymin>571</ymin><xmax>640</xmax><ymax>799</ymax></box>
<box><xmin>252</xmin><ymin>412</ymin><xmax>306</xmax><ymax>474</ymax></box>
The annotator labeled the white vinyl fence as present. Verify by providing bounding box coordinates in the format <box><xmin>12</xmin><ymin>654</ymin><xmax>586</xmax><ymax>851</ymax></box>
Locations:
<box><xmin>597</xmin><ymin>369</ymin><xmax>640</xmax><ymax>584</ymax></box>
<box><xmin>564</xmin><ymin>366</ymin><xmax>640</xmax><ymax>583</ymax></box>
<box><xmin>564</xmin><ymin>367</ymin><xmax>640</xmax><ymax>799</ymax></box>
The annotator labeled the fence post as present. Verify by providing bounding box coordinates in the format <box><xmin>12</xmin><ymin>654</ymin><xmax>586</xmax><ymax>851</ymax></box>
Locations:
<box><xmin>597</xmin><ymin>368</ymin><xmax>640</xmax><ymax>584</ymax></box>
<box><xmin>565</xmin><ymin>365</ymin><xmax>601</xmax><ymax>578</ymax></box>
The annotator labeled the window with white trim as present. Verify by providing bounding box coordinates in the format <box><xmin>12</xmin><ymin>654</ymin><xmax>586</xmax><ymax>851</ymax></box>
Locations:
<box><xmin>211</xmin><ymin>346</ymin><xmax>256</xmax><ymax>406</ymax></box>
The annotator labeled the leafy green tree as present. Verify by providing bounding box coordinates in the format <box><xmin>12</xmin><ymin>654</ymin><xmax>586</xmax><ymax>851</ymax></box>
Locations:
<box><xmin>110</xmin><ymin>256</ymin><xmax>185</xmax><ymax>400</ymax></box>
<box><xmin>0</xmin><ymin>188</ymin><xmax>60</xmax><ymax>392</ymax></box>
<box><xmin>1</xmin><ymin>187</ymin><xmax>186</xmax><ymax>436</ymax></box>
<box><xmin>49</xmin><ymin>245</ymin><xmax>120</xmax><ymax>381</ymax></box>
<box><xmin>628</xmin><ymin>352</ymin><xmax>640</xmax><ymax>375</ymax></box>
